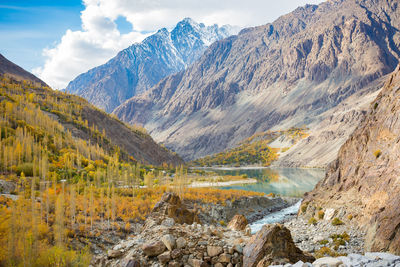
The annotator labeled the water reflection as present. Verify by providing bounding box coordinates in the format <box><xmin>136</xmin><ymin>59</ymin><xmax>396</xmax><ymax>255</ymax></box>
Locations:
<box><xmin>204</xmin><ymin>167</ymin><xmax>324</xmax><ymax>197</ymax></box>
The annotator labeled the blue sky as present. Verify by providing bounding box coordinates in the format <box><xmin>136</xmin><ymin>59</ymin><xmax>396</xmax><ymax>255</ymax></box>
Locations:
<box><xmin>0</xmin><ymin>1</ymin><xmax>85</xmax><ymax>71</ymax></box>
<box><xmin>0</xmin><ymin>0</ymin><xmax>323</xmax><ymax>89</ymax></box>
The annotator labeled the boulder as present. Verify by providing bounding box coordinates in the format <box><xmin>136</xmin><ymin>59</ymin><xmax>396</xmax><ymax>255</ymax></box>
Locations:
<box><xmin>107</xmin><ymin>249</ymin><xmax>123</xmax><ymax>258</ymax></box>
<box><xmin>324</xmin><ymin>209</ymin><xmax>335</xmax><ymax>221</ymax></box>
<box><xmin>313</xmin><ymin>257</ymin><xmax>343</xmax><ymax>267</ymax></box>
<box><xmin>176</xmin><ymin>237</ymin><xmax>187</xmax><ymax>249</ymax></box>
<box><xmin>125</xmin><ymin>260</ymin><xmax>141</xmax><ymax>267</ymax></box>
<box><xmin>170</xmin><ymin>248</ymin><xmax>182</xmax><ymax>259</ymax></box>
<box><xmin>0</xmin><ymin>180</ymin><xmax>15</xmax><ymax>194</ymax></box>
<box><xmin>243</xmin><ymin>224</ymin><xmax>315</xmax><ymax>267</ymax></box>
<box><xmin>151</xmin><ymin>193</ymin><xmax>199</xmax><ymax>224</ymax></box>
<box><xmin>158</xmin><ymin>251</ymin><xmax>171</xmax><ymax>264</ymax></box>
<box><xmin>227</xmin><ymin>214</ymin><xmax>248</xmax><ymax>231</ymax></box>
<box><xmin>142</xmin><ymin>241</ymin><xmax>166</xmax><ymax>256</ymax></box>
<box><xmin>218</xmin><ymin>253</ymin><xmax>231</xmax><ymax>263</ymax></box>
<box><xmin>162</xmin><ymin>234</ymin><xmax>176</xmax><ymax>251</ymax></box>
<box><xmin>189</xmin><ymin>258</ymin><xmax>209</xmax><ymax>267</ymax></box>
<box><xmin>207</xmin><ymin>245</ymin><xmax>223</xmax><ymax>257</ymax></box>
<box><xmin>162</xmin><ymin>218</ymin><xmax>175</xmax><ymax>227</ymax></box>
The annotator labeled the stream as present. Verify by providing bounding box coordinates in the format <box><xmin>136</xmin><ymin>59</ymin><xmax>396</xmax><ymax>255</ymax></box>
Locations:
<box><xmin>249</xmin><ymin>200</ymin><xmax>301</xmax><ymax>233</ymax></box>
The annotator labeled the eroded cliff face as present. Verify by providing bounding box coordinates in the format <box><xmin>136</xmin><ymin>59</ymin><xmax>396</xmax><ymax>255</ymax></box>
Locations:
<box><xmin>114</xmin><ymin>0</ymin><xmax>400</xmax><ymax>161</ymax></box>
<box><xmin>304</xmin><ymin>65</ymin><xmax>400</xmax><ymax>254</ymax></box>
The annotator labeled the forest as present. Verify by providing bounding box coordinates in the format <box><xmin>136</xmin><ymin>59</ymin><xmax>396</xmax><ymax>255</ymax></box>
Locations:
<box><xmin>191</xmin><ymin>127</ymin><xmax>308</xmax><ymax>167</ymax></box>
<box><xmin>0</xmin><ymin>76</ymin><xmax>262</xmax><ymax>266</ymax></box>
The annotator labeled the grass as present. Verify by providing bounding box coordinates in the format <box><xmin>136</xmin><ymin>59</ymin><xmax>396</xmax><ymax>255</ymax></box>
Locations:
<box><xmin>373</xmin><ymin>149</ymin><xmax>382</xmax><ymax>159</ymax></box>
<box><xmin>317</xmin><ymin>210</ymin><xmax>325</xmax><ymax>220</ymax></box>
<box><xmin>331</xmin><ymin>217</ymin><xmax>344</xmax><ymax>226</ymax></box>
<box><xmin>308</xmin><ymin>217</ymin><xmax>317</xmax><ymax>225</ymax></box>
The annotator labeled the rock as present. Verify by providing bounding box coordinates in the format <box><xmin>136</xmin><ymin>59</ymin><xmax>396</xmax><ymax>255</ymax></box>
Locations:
<box><xmin>142</xmin><ymin>241</ymin><xmax>166</xmax><ymax>256</ymax></box>
<box><xmin>125</xmin><ymin>260</ymin><xmax>141</xmax><ymax>267</ymax></box>
<box><xmin>0</xmin><ymin>180</ymin><xmax>15</xmax><ymax>194</ymax></box>
<box><xmin>303</xmin><ymin>66</ymin><xmax>400</xmax><ymax>254</ymax></box>
<box><xmin>233</xmin><ymin>245</ymin><xmax>243</xmax><ymax>254</ymax></box>
<box><xmin>243</xmin><ymin>224</ymin><xmax>315</xmax><ymax>267</ymax></box>
<box><xmin>107</xmin><ymin>249</ymin><xmax>123</xmax><ymax>258</ymax></box>
<box><xmin>188</xmin><ymin>259</ymin><xmax>209</xmax><ymax>267</ymax></box>
<box><xmin>245</xmin><ymin>226</ymin><xmax>252</xmax><ymax>236</ymax></box>
<box><xmin>324</xmin><ymin>209</ymin><xmax>335</xmax><ymax>221</ymax></box>
<box><xmin>176</xmin><ymin>237</ymin><xmax>187</xmax><ymax>249</ymax></box>
<box><xmin>158</xmin><ymin>251</ymin><xmax>171</xmax><ymax>264</ymax></box>
<box><xmin>162</xmin><ymin>234</ymin><xmax>176</xmax><ymax>251</ymax></box>
<box><xmin>151</xmin><ymin>193</ymin><xmax>199</xmax><ymax>224</ymax></box>
<box><xmin>227</xmin><ymin>214</ymin><xmax>248</xmax><ymax>231</ymax></box>
<box><xmin>313</xmin><ymin>235</ymin><xmax>325</xmax><ymax>243</ymax></box>
<box><xmin>312</xmin><ymin>257</ymin><xmax>343</xmax><ymax>267</ymax></box>
<box><xmin>171</xmin><ymin>249</ymin><xmax>182</xmax><ymax>259</ymax></box>
<box><xmin>218</xmin><ymin>253</ymin><xmax>231</xmax><ymax>263</ymax></box>
<box><xmin>113</xmin><ymin>244</ymin><xmax>123</xmax><ymax>250</ymax></box>
<box><xmin>169</xmin><ymin>261</ymin><xmax>182</xmax><ymax>267</ymax></box>
<box><xmin>214</xmin><ymin>263</ymin><xmax>224</xmax><ymax>267</ymax></box>
<box><xmin>207</xmin><ymin>246</ymin><xmax>223</xmax><ymax>257</ymax></box>
<box><xmin>364</xmin><ymin>252</ymin><xmax>400</xmax><ymax>262</ymax></box>
<box><xmin>162</xmin><ymin>218</ymin><xmax>175</xmax><ymax>227</ymax></box>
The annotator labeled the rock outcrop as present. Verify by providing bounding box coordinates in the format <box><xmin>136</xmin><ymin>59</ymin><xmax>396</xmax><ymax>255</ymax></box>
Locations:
<box><xmin>150</xmin><ymin>192</ymin><xmax>200</xmax><ymax>225</ymax></box>
<box><xmin>114</xmin><ymin>0</ymin><xmax>400</xmax><ymax>163</ymax></box>
<box><xmin>304</xmin><ymin>65</ymin><xmax>400</xmax><ymax>254</ymax></box>
<box><xmin>93</xmin><ymin>193</ymin><xmax>253</xmax><ymax>266</ymax></box>
<box><xmin>243</xmin><ymin>224</ymin><xmax>315</xmax><ymax>267</ymax></box>
<box><xmin>227</xmin><ymin>215</ymin><xmax>248</xmax><ymax>231</ymax></box>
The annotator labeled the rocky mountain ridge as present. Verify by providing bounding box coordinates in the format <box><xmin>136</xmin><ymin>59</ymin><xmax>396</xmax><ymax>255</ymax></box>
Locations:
<box><xmin>114</xmin><ymin>0</ymin><xmax>400</xmax><ymax>163</ymax></box>
<box><xmin>0</xmin><ymin>54</ymin><xmax>182</xmax><ymax>166</ymax></box>
<box><xmin>0</xmin><ymin>53</ymin><xmax>47</xmax><ymax>86</ymax></box>
<box><xmin>65</xmin><ymin>18</ymin><xmax>236</xmax><ymax>112</ymax></box>
<box><xmin>303</xmin><ymin>65</ymin><xmax>400</xmax><ymax>254</ymax></box>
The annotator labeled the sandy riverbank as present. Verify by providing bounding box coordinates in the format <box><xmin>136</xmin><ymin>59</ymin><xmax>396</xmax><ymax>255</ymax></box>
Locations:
<box><xmin>188</xmin><ymin>178</ymin><xmax>257</xmax><ymax>188</ymax></box>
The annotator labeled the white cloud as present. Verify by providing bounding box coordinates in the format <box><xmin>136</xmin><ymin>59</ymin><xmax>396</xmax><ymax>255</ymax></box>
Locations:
<box><xmin>34</xmin><ymin>0</ymin><xmax>323</xmax><ymax>89</ymax></box>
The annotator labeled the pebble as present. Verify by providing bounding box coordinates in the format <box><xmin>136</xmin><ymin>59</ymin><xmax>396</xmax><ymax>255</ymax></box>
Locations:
<box><xmin>284</xmin><ymin>217</ymin><xmax>365</xmax><ymax>254</ymax></box>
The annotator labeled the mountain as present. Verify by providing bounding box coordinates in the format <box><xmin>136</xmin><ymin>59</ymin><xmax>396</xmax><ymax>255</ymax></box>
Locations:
<box><xmin>113</xmin><ymin>0</ymin><xmax>400</xmax><ymax>163</ymax></box>
<box><xmin>0</xmin><ymin>54</ymin><xmax>182</xmax><ymax>166</ymax></box>
<box><xmin>0</xmin><ymin>53</ymin><xmax>47</xmax><ymax>86</ymax></box>
<box><xmin>65</xmin><ymin>18</ymin><xmax>236</xmax><ymax>113</ymax></box>
<box><xmin>303</xmin><ymin>65</ymin><xmax>400</xmax><ymax>254</ymax></box>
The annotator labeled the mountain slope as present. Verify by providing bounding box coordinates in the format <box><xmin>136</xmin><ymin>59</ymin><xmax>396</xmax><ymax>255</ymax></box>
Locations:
<box><xmin>0</xmin><ymin>53</ymin><xmax>47</xmax><ymax>86</ymax></box>
<box><xmin>114</xmin><ymin>0</ymin><xmax>400</xmax><ymax>162</ymax></box>
<box><xmin>0</xmin><ymin>54</ymin><xmax>182</xmax><ymax>166</ymax></box>
<box><xmin>65</xmin><ymin>18</ymin><xmax>236</xmax><ymax>113</ymax></box>
<box><xmin>303</xmin><ymin>65</ymin><xmax>400</xmax><ymax>254</ymax></box>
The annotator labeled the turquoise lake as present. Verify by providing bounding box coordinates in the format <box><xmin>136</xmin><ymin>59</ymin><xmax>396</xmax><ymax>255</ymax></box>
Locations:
<box><xmin>202</xmin><ymin>167</ymin><xmax>324</xmax><ymax>197</ymax></box>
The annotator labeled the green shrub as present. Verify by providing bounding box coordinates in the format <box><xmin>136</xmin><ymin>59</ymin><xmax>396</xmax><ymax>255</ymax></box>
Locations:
<box><xmin>332</xmin><ymin>217</ymin><xmax>344</xmax><ymax>226</ymax></box>
<box><xmin>318</xmin><ymin>210</ymin><xmax>325</xmax><ymax>220</ymax></box>
<box><xmin>16</xmin><ymin>163</ymin><xmax>34</xmax><ymax>176</ymax></box>
<box><xmin>374</xmin><ymin>149</ymin><xmax>382</xmax><ymax>158</ymax></box>
<box><xmin>219</xmin><ymin>220</ymin><xmax>226</xmax><ymax>226</ymax></box>
<box><xmin>347</xmin><ymin>214</ymin><xmax>353</xmax><ymax>220</ymax></box>
<box><xmin>300</xmin><ymin>203</ymin><xmax>308</xmax><ymax>213</ymax></box>
<box><xmin>319</xmin><ymin>239</ymin><xmax>329</xmax><ymax>245</ymax></box>
<box><xmin>308</xmin><ymin>217</ymin><xmax>317</xmax><ymax>225</ymax></box>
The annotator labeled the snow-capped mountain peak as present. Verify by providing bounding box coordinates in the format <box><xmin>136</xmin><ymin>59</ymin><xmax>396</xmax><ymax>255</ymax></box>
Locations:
<box><xmin>65</xmin><ymin>18</ymin><xmax>237</xmax><ymax>113</ymax></box>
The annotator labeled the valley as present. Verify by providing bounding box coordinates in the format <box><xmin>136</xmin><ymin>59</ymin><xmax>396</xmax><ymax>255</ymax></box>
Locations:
<box><xmin>1</xmin><ymin>0</ymin><xmax>400</xmax><ymax>266</ymax></box>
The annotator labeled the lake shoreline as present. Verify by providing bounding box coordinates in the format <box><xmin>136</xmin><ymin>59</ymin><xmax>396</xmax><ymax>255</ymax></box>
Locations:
<box><xmin>188</xmin><ymin>178</ymin><xmax>258</xmax><ymax>188</ymax></box>
<box><xmin>192</xmin><ymin>166</ymin><xmax>326</xmax><ymax>171</ymax></box>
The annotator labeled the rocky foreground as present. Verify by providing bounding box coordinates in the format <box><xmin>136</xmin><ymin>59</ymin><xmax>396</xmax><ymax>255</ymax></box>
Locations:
<box><xmin>91</xmin><ymin>193</ymin><xmax>400</xmax><ymax>267</ymax></box>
